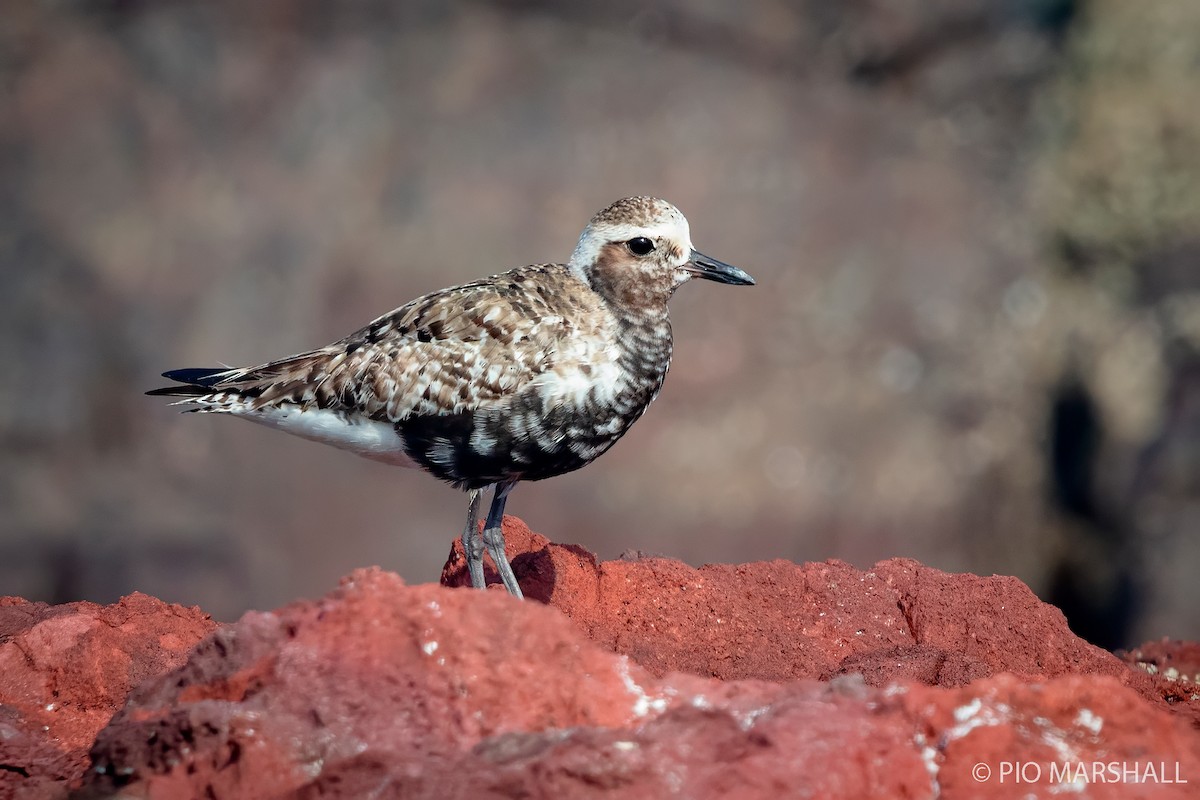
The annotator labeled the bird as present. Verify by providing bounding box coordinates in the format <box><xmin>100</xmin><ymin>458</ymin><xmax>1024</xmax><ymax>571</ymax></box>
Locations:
<box><xmin>149</xmin><ymin>196</ymin><xmax>755</xmax><ymax>599</ymax></box>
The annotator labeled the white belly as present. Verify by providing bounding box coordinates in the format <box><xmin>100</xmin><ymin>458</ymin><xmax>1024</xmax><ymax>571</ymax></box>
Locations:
<box><xmin>235</xmin><ymin>405</ymin><xmax>419</xmax><ymax>468</ymax></box>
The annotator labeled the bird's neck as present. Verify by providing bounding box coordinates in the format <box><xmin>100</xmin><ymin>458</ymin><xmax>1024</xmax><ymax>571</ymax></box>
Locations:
<box><xmin>564</xmin><ymin>262</ymin><xmax>675</xmax><ymax>398</ymax></box>
<box><xmin>612</xmin><ymin>308</ymin><xmax>674</xmax><ymax>401</ymax></box>
<box><xmin>613</xmin><ymin>307</ymin><xmax>672</xmax><ymax>346</ymax></box>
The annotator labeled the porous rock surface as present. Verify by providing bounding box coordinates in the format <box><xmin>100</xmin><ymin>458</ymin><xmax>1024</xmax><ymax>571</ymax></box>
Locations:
<box><xmin>0</xmin><ymin>593</ymin><xmax>216</xmax><ymax>799</ymax></box>
<box><xmin>444</xmin><ymin>519</ymin><xmax>1165</xmax><ymax>690</ymax></box>
<box><xmin>4</xmin><ymin>517</ymin><xmax>1198</xmax><ymax>799</ymax></box>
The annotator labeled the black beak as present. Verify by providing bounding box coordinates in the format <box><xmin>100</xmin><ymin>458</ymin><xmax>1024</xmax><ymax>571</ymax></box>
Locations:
<box><xmin>685</xmin><ymin>249</ymin><xmax>756</xmax><ymax>286</ymax></box>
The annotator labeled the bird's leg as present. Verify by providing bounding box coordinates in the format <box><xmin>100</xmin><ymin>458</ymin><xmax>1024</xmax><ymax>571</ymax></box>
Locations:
<box><xmin>481</xmin><ymin>481</ymin><xmax>522</xmax><ymax>599</ymax></box>
<box><xmin>461</xmin><ymin>488</ymin><xmax>486</xmax><ymax>589</ymax></box>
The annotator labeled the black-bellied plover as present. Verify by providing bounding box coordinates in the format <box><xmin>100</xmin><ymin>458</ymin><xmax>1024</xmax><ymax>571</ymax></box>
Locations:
<box><xmin>150</xmin><ymin>197</ymin><xmax>754</xmax><ymax>598</ymax></box>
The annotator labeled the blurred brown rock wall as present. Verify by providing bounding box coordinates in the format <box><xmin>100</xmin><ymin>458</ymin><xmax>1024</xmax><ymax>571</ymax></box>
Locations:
<box><xmin>0</xmin><ymin>1</ymin><xmax>1194</xmax><ymax>643</ymax></box>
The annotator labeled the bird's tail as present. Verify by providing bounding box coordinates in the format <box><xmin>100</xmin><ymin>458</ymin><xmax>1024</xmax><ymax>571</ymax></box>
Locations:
<box><xmin>147</xmin><ymin>352</ymin><xmax>336</xmax><ymax>411</ymax></box>
<box><xmin>146</xmin><ymin>367</ymin><xmax>253</xmax><ymax>411</ymax></box>
<box><xmin>146</xmin><ymin>367</ymin><xmax>232</xmax><ymax>396</ymax></box>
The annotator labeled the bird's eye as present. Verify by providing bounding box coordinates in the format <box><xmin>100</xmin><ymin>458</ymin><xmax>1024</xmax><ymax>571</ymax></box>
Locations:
<box><xmin>627</xmin><ymin>237</ymin><xmax>655</xmax><ymax>256</ymax></box>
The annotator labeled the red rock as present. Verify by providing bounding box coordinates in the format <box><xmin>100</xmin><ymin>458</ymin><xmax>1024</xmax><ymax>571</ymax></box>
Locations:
<box><xmin>901</xmin><ymin>673</ymin><xmax>1200</xmax><ymax>800</ymax></box>
<box><xmin>1119</xmin><ymin>639</ymin><xmax>1200</xmax><ymax>726</ymax></box>
<box><xmin>1121</xmin><ymin>639</ymin><xmax>1200</xmax><ymax>679</ymax></box>
<box><xmin>0</xmin><ymin>593</ymin><xmax>216</xmax><ymax>799</ymax></box>
<box><xmin>444</xmin><ymin>518</ymin><xmax>1160</xmax><ymax>695</ymax></box>
<box><xmin>78</xmin><ymin>566</ymin><xmax>1199</xmax><ymax>799</ymax></box>
<box><xmin>8</xmin><ymin>517</ymin><xmax>1200</xmax><ymax>798</ymax></box>
<box><xmin>82</xmin><ymin>569</ymin><xmax>675</xmax><ymax>798</ymax></box>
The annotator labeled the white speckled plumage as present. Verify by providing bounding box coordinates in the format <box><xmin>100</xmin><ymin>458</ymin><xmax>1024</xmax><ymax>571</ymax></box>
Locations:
<box><xmin>151</xmin><ymin>197</ymin><xmax>754</xmax><ymax>597</ymax></box>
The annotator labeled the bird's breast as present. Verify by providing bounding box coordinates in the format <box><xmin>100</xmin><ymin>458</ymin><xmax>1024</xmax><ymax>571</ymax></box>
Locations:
<box><xmin>395</xmin><ymin>313</ymin><xmax>674</xmax><ymax>488</ymax></box>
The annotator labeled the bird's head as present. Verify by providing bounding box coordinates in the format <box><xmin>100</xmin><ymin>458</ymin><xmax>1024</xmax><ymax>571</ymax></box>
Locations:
<box><xmin>568</xmin><ymin>197</ymin><xmax>754</xmax><ymax>313</ymax></box>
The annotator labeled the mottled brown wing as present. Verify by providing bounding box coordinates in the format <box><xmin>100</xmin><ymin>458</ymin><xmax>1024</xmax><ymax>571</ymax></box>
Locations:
<box><xmin>195</xmin><ymin>266</ymin><xmax>581</xmax><ymax>421</ymax></box>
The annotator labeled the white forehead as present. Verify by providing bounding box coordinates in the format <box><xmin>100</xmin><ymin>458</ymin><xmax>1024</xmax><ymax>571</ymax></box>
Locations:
<box><xmin>568</xmin><ymin>216</ymin><xmax>693</xmax><ymax>272</ymax></box>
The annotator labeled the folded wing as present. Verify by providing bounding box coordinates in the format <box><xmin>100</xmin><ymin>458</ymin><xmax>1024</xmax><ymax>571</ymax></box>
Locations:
<box><xmin>149</xmin><ymin>266</ymin><xmax>578</xmax><ymax>422</ymax></box>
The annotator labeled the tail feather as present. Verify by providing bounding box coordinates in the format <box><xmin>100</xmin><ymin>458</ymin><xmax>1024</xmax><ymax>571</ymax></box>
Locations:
<box><xmin>162</xmin><ymin>367</ymin><xmax>230</xmax><ymax>386</ymax></box>
<box><xmin>147</xmin><ymin>351</ymin><xmax>332</xmax><ymax>405</ymax></box>
<box><xmin>147</xmin><ymin>367</ymin><xmax>244</xmax><ymax>399</ymax></box>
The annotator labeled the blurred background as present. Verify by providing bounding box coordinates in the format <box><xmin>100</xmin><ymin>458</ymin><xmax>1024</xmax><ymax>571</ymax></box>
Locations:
<box><xmin>1</xmin><ymin>0</ymin><xmax>1197</xmax><ymax>647</ymax></box>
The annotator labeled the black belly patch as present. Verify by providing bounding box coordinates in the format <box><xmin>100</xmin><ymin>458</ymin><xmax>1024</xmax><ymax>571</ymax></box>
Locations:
<box><xmin>396</xmin><ymin>397</ymin><xmax>624</xmax><ymax>490</ymax></box>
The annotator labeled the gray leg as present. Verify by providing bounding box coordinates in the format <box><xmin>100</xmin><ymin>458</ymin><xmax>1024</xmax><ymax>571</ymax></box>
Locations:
<box><xmin>461</xmin><ymin>488</ymin><xmax>486</xmax><ymax>589</ymax></box>
<box><xmin>482</xmin><ymin>481</ymin><xmax>522</xmax><ymax>599</ymax></box>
